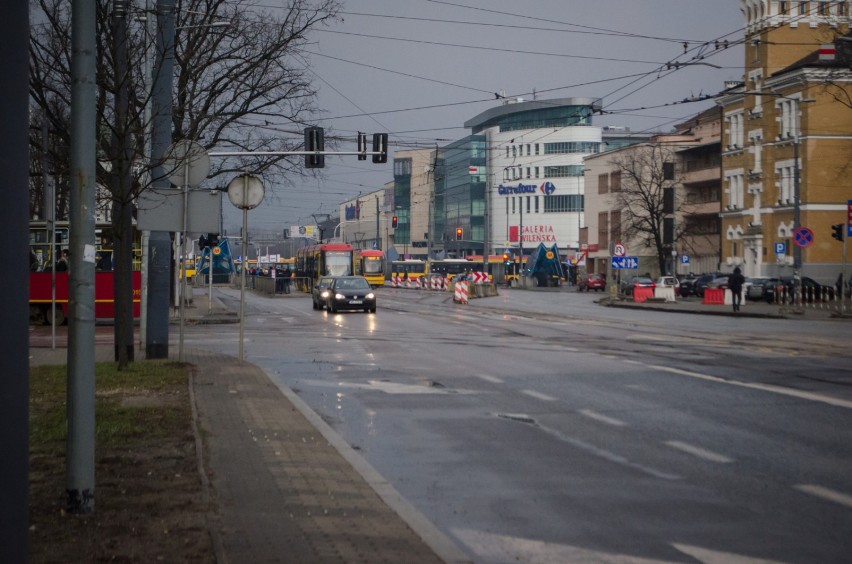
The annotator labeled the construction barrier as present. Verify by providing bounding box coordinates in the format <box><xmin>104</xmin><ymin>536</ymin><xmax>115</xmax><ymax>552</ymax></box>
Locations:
<box><xmin>703</xmin><ymin>288</ymin><xmax>725</xmax><ymax>305</ymax></box>
<box><xmin>632</xmin><ymin>287</ymin><xmax>654</xmax><ymax>303</ymax></box>
<box><xmin>654</xmin><ymin>286</ymin><xmax>676</xmax><ymax>303</ymax></box>
<box><xmin>454</xmin><ymin>281</ymin><xmax>469</xmax><ymax>304</ymax></box>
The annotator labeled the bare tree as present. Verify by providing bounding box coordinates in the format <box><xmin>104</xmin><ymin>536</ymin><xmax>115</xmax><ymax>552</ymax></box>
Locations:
<box><xmin>611</xmin><ymin>144</ymin><xmax>680</xmax><ymax>276</ymax></box>
<box><xmin>30</xmin><ymin>0</ymin><xmax>342</xmax><ymax>367</ymax></box>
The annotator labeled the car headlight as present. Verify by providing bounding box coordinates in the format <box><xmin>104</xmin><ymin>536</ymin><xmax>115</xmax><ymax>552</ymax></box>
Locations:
<box><xmin>335</xmin><ymin>293</ymin><xmax>345</xmax><ymax>300</ymax></box>
<box><xmin>366</xmin><ymin>292</ymin><xmax>375</xmax><ymax>299</ymax></box>
<box><xmin>320</xmin><ymin>290</ymin><xmax>330</xmax><ymax>298</ymax></box>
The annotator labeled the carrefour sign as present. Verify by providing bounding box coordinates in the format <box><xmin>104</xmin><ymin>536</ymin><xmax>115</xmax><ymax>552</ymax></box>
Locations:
<box><xmin>498</xmin><ymin>181</ymin><xmax>556</xmax><ymax>196</ymax></box>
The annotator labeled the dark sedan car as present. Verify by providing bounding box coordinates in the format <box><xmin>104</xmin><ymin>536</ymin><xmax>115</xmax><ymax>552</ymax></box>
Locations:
<box><xmin>621</xmin><ymin>276</ymin><xmax>655</xmax><ymax>297</ymax></box>
<box><xmin>312</xmin><ymin>276</ymin><xmax>336</xmax><ymax>310</ymax></box>
<box><xmin>325</xmin><ymin>276</ymin><xmax>377</xmax><ymax>313</ymax></box>
<box><xmin>678</xmin><ymin>274</ymin><xmax>699</xmax><ymax>297</ymax></box>
<box><xmin>767</xmin><ymin>276</ymin><xmax>835</xmax><ymax>303</ymax></box>
<box><xmin>693</xmin><ymin>272</ymin><xmax>725</xmax><ymax>298</ymax></box>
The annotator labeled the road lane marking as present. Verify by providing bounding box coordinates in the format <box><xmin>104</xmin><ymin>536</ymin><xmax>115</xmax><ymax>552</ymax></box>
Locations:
<box><xmin>649</xmin><ymin>365</ymin><xmax>852</xmax><ymax>411</ymax></box>
<box><xmin>537</xmin><ymin>423</ymin><xmax>680</xmax><ymax>481</ymax></box>
<box><xmin>794</xmin><ymin>484</ymin><xmax>852</xmax><ymax>509</ymax></box>
<box><xmin>522</xmin><ymin>389</ymin><xmax>557</xmax><ymax>402</ymax></box>
<box><xmin>664</xmin><ymin>440</ymin><xmax>734</xmax><ymax>464</ymax></box>
<box><xmin>579</xmin><ymin>409</ymin><xmax>627</xmax><ymax>427</ymax></box>
<box><xmin>476</xmin><ymin>374</ymin><xmax>503</xmax><ymax>384</ymax></box>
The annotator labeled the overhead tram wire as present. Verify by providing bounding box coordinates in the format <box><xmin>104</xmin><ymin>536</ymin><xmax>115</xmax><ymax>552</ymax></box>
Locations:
<box><xmin>334</xmin><ymin>10</ymin><xmax>700</xmax><ymax>44</ymax></box>
<box><xmin>313</xmin><ymin>29</ymin><xmax>666</xmax><ymax>66</ymax></box>
<box><xmin>423</xmin><ymin>0</ymin><xmax>728</xmax><ymax>45</ymax></box>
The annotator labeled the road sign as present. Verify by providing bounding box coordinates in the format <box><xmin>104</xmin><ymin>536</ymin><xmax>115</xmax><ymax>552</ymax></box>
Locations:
<box><xmin>611</xmin><ymin>256</ymin><xmax>638</xmax><ymax>269</ymax></box>
<box><xmin>680</xmin><ymin>254</ymin><xmax>690</xmax><ymax>265</ymax></box>
<box><xmin>775</xmin><ymin>242</ymin><xmax>786</xmax><ymax>254</ymax></box>
<box><xmin>793</xmin><ymin>227</ymin><xmax>814</xmax><ymax>248</ymax></box>
<box><xmin>613</xmin><ymin>242</ymin><xmax>626</xmax><ymax>257</ymax></box>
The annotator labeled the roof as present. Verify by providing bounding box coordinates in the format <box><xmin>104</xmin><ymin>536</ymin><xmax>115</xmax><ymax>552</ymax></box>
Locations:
<box><xmin>463</xmin><ymin>97</ymin><xmax>602</xmax><ymax>130</ymax></box>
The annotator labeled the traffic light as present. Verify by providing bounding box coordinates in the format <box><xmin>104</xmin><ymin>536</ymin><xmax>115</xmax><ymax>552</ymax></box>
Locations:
<box><xmin>831</xmin><ymin>223</ymin><xmax>844</xmax><ymax>242</ymax></box>
<box><xmin>456</xmin><ymin>227</ymin><xmax>463</xmax><ymax>240</ymax></box>
<box><xmin>372</xmin><ymin>133</ymin><xmax>388</xmax><ymax>164</ymax></box>
<box><xmin>357</xmin><ymin>132</ymin><xmax>367</xmax><ymax>161</ymax></box>
<box><xmin>304</xmin><ymin>126</ymin><xmax>325</xmax><ymax>168</ymax></box>
<box><xmin>391</xmin><ymin>215</ymin><xmax>398</xmax><ymax>229</ymax></box>
<box><xmin>502</xmin><ymin>253</ymin><xmax>510</xmax><ymax>265</ymax></box>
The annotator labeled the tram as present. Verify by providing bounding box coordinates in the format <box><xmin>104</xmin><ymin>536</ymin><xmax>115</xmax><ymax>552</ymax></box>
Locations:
<box><xmin>354</xmin><ymin>249</ymin><xmax>385</xmax><ymax>287</ymax></box>
<box><xmin>28</xmin><ymin>221</ymin><xmax>142</xmax><ymax>325</ymax></box>
<box><xmin>295</xmin><ymin>242</ymin><xmax>354</xmax><ymax>292</ymax></box>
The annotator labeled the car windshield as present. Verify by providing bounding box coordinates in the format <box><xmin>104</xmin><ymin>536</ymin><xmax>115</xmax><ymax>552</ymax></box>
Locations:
<box><xmin>336</xmin><ymin>278</ymin><xmax>369</xmax><ymax>290</ymax></box>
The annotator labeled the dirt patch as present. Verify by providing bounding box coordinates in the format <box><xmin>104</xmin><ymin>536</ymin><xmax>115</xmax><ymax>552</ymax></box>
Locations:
<box><xmin>28</xmin><ymin>363</ymin><xmax>216</xmax><ymax>563</ymax></box>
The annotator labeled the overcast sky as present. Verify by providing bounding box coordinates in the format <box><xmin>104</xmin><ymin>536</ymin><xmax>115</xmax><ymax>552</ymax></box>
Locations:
<box><xmin>222</xmin><ymin>0</ymin><xmax>746</xmax><ymax>235</ymax></box>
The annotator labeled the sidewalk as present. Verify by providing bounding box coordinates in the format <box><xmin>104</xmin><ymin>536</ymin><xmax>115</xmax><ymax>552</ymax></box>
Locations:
<box><xmin>599</xmin><ymin>293</ymin><xmax>851</xmax><ymax>320</ymax></box>
<box><xmin>29</xmin><ymin>289</ymin><xmax>470</xmax><ymax>564</ymax></box>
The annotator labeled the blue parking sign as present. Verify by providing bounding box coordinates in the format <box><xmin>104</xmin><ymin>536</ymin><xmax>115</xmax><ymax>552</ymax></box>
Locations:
<box><xmin>680</xmin><ymin>254</ymin><xmax>689</xmax><ymax>265</ymax></box>
<box><xmin>775</xmin><ymin>242</ymin><xmax>786</xmax><ymax>254</ymax></box>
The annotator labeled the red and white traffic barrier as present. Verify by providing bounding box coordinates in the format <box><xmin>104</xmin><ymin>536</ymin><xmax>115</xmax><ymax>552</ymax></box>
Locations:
<box><xmin>454</xmin><ymin>281</ymin><xmax>469</xmax><ymax>304</ymax></box>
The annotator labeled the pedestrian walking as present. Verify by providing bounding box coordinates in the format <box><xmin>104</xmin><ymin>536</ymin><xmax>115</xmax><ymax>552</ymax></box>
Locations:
<box><xmin>730</xmin><ymin>266</ymin><xmax>745</xmax><ymax>312</ymax></box>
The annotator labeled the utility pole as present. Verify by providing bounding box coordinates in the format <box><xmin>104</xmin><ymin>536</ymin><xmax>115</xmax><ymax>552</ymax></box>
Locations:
<box><xmin>146</xmin><ymin>0</ymin><xmax>176</xmax><ymax>359</ymax></box>
<box><xmin>1</xmin><ymin>0</ymin><xmax>32</xmax><ymax>556</ymax></box>
<box><xmin>67</xmin><ymin>0</ymin><xmax>98</xmax><ymax>514</ymax></box>
<box><xmin>112</xmin><ymin>0</ymin><xmax>134</xmax><ymax>365</ymax></box>
<box><xmin>375</xmin><ymin>196</ymin><xmax>381</xmax><ymax>250</ymax></box>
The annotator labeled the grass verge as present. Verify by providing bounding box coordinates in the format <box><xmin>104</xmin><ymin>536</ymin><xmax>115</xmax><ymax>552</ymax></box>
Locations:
<box><xmin>29</xmin><ymin>360</ymin><xmax>215</xmax><ymax>563</ymax></box>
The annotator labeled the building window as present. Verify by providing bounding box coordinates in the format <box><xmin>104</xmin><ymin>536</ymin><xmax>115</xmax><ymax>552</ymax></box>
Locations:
<box><xmin>726</xmin><ymin>173</ymin><xmax>745</xmax><ymax>209</ymax></box>
<box><xmin>818</xmin><ymin>1</ymin><xmax>827</xmax><ymax>15</ymax></box>
<box><xmin>610</xmin><ymin>211</ymin><xmax>621</xmax><ymax>244</ymax></box>
<box><xmin>611</xmin><ymin>171</ymin><xmax>622</xmax><ymax>192</ymax></box>
<box><xmin>394</xmin><ymin>158</ymin><xmax>412</xmax><ymax>176</ymax></box>
<box><xmin>534</xmin><ymin>167</ymin><xmax>540</xmax><ymax>178</ymax></box>
<box><xmin>526</xmin><ymin>196</ymin><xmax>531</xmax><ymax>214</ymax></box>
<box><xmin>799</xmin><ymin>1</ymin><xmax>808</xmax><ymax>15</ymax></box>
<box><xmin>840</xmin><ymin>2</ymin><xmax>847</xmax><ymax>16</ymax></box>
<box><xmin>544</xmin><ymin>142</ymin><xmax>602</xmax><ymax>154</ymax></box>
<box><xmin>598</xmin><ymin>212</ymin><xmax>609</xmax><ymax>249</ymax></box>
<box><xmin>534</xmin><ymin>144</ymin><xmax>540</xmax><ymax>155</ymax></box>
<box><xmin>780</xmin><ymin>0</ymin><xmax>788</xmax><ymax>14</ymax></box>
<box><xmin>526</xmin><ymin>167</ymin><xmax>531</xmax><ymax>179</ymax></box>
<box><xmin>598</xmin><ymin>173</ymin><xmax>609</xmax><ymax>194</ymax></box>
<box><xmin>534</xmin><ymin>196</ymin><xmax>539</xmax><ymax>213</ymax></box>
<box><xmin>511</xmin><ymin>197</ymin><xmax>516</xmax><ymax>214</ymax></box>
<box><xmin>544</xmin><ymin>165</ymin><xmax>584</xmax><ymax>177</ymax></box>
<box><xmin>505</xmin><ymin>147</ymin><xmax>509</xmax><ymax>158</ymax></box>
<box><xmin>544</xmin><ymin>195</ymin><xmax>584</xmax><ymax>213</ymax></box>
<box><xmin>526</xmin><ymin>144</ymin><xmax>531</xmax><ymax>155</ymax></box>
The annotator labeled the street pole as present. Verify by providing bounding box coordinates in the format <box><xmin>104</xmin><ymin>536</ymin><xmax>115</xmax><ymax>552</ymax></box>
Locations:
<box><xmin>376</xmin><ymin>196</ymin><xmax>381</xmax><ymax>250</ymax></box>
<box><xmin>146</xmin><ymin>0</ymin><xmax>176</xmax><ymax>359</ymax></box>
<box><xmin>67</xmin><ymin>0</ymin><xmax>98</xmax><ymax>514</ymax></box>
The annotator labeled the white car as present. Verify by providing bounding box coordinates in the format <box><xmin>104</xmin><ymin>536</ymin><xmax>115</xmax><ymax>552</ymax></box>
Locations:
<box><xmin>656</xmin><ymin>276</ymin><xmax>680</xmax><ymax>295</ymax></box>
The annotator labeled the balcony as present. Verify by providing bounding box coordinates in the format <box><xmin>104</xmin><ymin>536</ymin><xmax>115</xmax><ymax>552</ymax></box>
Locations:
<box><xmin>681</xmin><ymin>166</ymin><xmax>721</xmax><ymax>185</ymax></box>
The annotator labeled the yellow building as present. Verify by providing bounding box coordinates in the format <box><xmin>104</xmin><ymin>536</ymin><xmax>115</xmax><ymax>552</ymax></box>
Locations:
<box><xmin>717</xmin><ymin>2</ymin><xmax>851</xmax><ymax>282</ymax></box>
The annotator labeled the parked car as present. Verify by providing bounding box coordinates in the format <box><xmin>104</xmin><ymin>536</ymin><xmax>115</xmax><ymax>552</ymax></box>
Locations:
<box><xmin>706</xmin><ymin>274</ymin><xmax>731</xmax><ymax>290</ymax></box>
<box><xmin>312</xmin><ymin>276</ymin><xmax>336</xmax><ymax>310</ymax></box>
<box><xmin>325</xmin><ymin>276</ymin><xmax>377</xmax><ymax>313</ymax></box>
<box><xmin>678</xmin><ymin>273</ymin><xmax>699</xmax><ymax>297</ymax></box>
<box><xmin>694</xmin><ymin>272</ymin><xmax>725</xmax><ymax>298</ymax></box>
<box><xmin>621</xmin><ymin>276</ymin><xmax>656</xmax><ymax>297</ymax></box>
<box><xmin>768</xmin><ymin>276</ymin><xmax>836</xmax><ymax>303</ymax></box>
<box><xmin>656</xmin><ymin>276</ymin><xmax>680</xmax><ymax>296</ymax></box>
<box><xmin>578</xmin><ymin>273</ymin><xmax>607</xmax><ymax>292</ymax></box>
<box><xmin>746</xmin><ymin>276</ymin><xmax>777</xmax><ymax>301</ymax></box>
